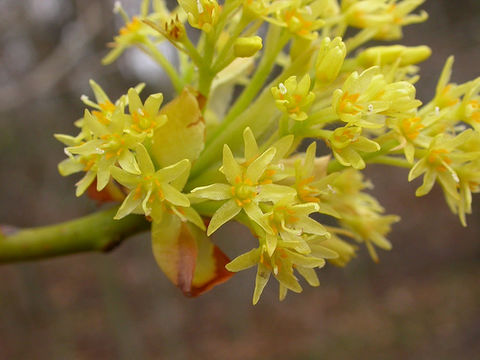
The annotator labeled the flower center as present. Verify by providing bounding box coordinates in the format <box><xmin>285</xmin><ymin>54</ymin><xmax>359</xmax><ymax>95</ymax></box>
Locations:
<box><xmin>427</xmin><ymin>148</ymin><xmax>452</xmax><ymax>172</ymax></box>
<box><xmin>401</xmin><ymin>117</ymin><xmax>424</xmax><ymax>140</ymax></box>
<box><xmin>231</xmin><ymin>176</ymin><xmax>257</xmax><ymax>206</ymax></box>
<box><xmin>119</xmin><ymin>17</ymin><xmax>142</xmax><ymax>36</ymax></box>
<box><xmin>339</xmin><ymin>91</ymin><xmax>362</xmax><ymax>115</ymax></box>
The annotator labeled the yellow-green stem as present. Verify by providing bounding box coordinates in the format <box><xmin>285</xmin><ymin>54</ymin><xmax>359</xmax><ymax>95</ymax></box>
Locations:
<box><xmin>0</xmin><ymin>208</ymin><xmax>149</xmax><ymax>263</ymax></box>
<box><xmin>203</xmin><ymin>26</ymin><xmax>287</xmax><ymax>147</ymax></box>
<box><xmin>140</xmin><ymin>41</ymin><xmax>183</xmax><ymax>93</ymax></box>
<box><xmin>370</xmin><ymin>155</ymin><xmax>413</xmax><ymax>169</ymax></box>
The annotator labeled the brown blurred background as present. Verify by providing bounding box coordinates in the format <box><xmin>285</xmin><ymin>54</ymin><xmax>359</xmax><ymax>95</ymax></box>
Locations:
<box><xmin>0</xmin><ymin>1</ymin><xmax>479</xmax><ymax>359</ymax></box>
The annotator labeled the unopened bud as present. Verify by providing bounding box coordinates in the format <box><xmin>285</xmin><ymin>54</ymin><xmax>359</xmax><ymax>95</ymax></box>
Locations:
<box><xmin>233</xmin><ymin>36</ymin><xmax>263</xmax><ymax>58</ymax></box>
<box><xmin>315</xmin><ymin>37</ymin><xmax>346</xmax><ymax>86</ymax></box>
<box><xmin>357</xmin><ymin>45</ymin><xmax>431</xmax><ymax>67</ymax></box>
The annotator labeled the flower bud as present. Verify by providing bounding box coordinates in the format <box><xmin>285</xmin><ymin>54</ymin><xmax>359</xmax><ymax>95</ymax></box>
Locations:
<box><xmin>315</xmin><ymin>37</ymin><xmax>346</xmax><ymax>86</ymax></box>
<box><xmin>357</xmin><ymin>45</ymin><xmax>431</xmax><ymax>67</ymax></box>
<box><xmin>233</xmin><ymin>36</ymin><xmax>263</xmax><ymax>58</ymax></box>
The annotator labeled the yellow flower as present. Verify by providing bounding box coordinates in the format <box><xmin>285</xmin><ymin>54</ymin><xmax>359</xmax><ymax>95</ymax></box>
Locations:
<box><xmin>271</xmin><ymin>0</ymin><xmax>325</xmax><ymax>39</ymax></box>
<box><xmin>64</xmin><ymin>109</ymin><xmax>144</xmax><ymax>194</ymax></box>
<box><xmin>312</xmin><ymin>233</ymin><xmax>357</xmax><ymax>267</ymax></box>
<box><xmin>272</xmin><ymin>75</ymin><xmax>315</xmax><ymax>121</ymax></box>
<box><xmin>459</xmin><ymin>79</ymin><xmax>480</xmax><ymax>131</ymax></box>
<box><xmin>191</xmin><ymin>128</ymin><xmax>296</xmax><ymax>235</ymax></box>
<box><xmin>320</xmin><ymin>169</ymin><xmax>399</xmax><ymax>262</ymax></box>
<box><xmin>110</xmin><ymin>144</ymin><xmax>196</xmax><ymax>223</ymax></box>
<box><xmin>343</xmin><ymin>0</ymin><xmax>428</xmax><ymax>40</ymax></box>
<box><xmin>328</xmin><ymin>126</ymin><xmax>380</xmax><ymax>169</ymax></box>
<box><xmin>333</xmin><ymin>67</ymin><xmax>421</xmax><ymax>128</ymax></box>
<box><xmin>289</xmin><ymin>142</ymin><xmax>340</xmax><ymax>217</ymax></box>
<box><xmin>178</xmin><ymin>0</ymin><xmax>221</xmax><ymax>32</ymax></box>
<box><xmin>340</xmin><ymin>211</ymin><xmax>399</xmax><ymax>263</ymax></box>
<box><xmin>226</xmin><ymin>242</ymin><xmax>326</xmax><ymax>304</ymax></box>
<box><xmin>263</xmin><ymin>201</ymin><xmax>330</xmax><ymax>256</ymax></box>
<box><xmin>127</xmin><ymin>88</ymin><xmax>167</xmax><ymax>137</ymax></box>
<box><xmin>449</xmin><ymin>160</ymin><xmax>480</xmax><ymax>226</ymax></box>
<box><xmin>332</xmin><ymin>67</ymin><xmax>389</xmax><ymax>128</ymax></box>
<box><xmin>242</xmin><ymin>0</ymin><xmax>290</xmax><ymax>21</ymax></box>
<box><xmin>102</xmin><ymin>3</ymin><xmax>161</xmax><ymax>65</ymax></box>
<box><xmin>408</xmin><ymin>130</ymin><xmax>480</xmax><ymax>199</ymax></box>
<box><xmin>388</xmin><ymin>115</ymin><xmax>428</xmax><ymax>163</ymax></box>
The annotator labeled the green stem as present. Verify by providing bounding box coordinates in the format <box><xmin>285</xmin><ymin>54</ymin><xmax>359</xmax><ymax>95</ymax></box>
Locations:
<box><xmin>204</xmin><ymin>26</ymin><xmax>287</xmax><ymax>146</ymax></box>
<box><xmin>369</xmin><ymin>155</ymin><xmax>412</xmax><ymax>169</ymax></box>
<box><xmin>0</xmin><ymin>208</ymin><xmax>149</xmax><ymax>264</ymax></box>
<box><xmin>198</xmin><ymin>33</ymin><xmax>216</xmax><ymax>98</ymax></box>
<box><xmin>279</xmin><ymin>114</ymin><xmax>289</xmax><ymax>136</ymax></box>
<box><xmin>182</xmin><ymin>38</ymin><xmax>203</xmax><ymax>68</ymax></box>
<box><xmin>345</xmin><ymin>28</ymin><xmax>377</xmax><ymax>54</ymax></box>
<box><xmin>140</xmin><ymin>41</ymin><xmax>183</xmax><ymax>93</ymax></box>
<box><xmin>307</xmin><ymin>107</ymin><xmax>338</xmax><ymax>125</ymax></box>
<box><xmin>308</xmin><ymin>128</ymin><xmax>332</xmax><ymax>139</ymax></box>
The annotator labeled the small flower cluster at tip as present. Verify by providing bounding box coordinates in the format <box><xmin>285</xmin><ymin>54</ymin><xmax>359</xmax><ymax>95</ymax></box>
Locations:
<box><xmin>103</xmin><ymin>0</ymin><xmax>190</xmax><ymax>65</ymax></box>
<box><xmin>191</xmin><ymin>127</ymin><xmax>398</xmax><ymax>303</ymax></box>
<box><xmin>55</xmin><ymin>81</ymin><xmax>204</xmax><ymax>229</ymax></box>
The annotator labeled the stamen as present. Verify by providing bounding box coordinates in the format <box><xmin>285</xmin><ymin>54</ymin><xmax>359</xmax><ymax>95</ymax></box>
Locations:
<box><xmin>449</xmin><ymin>167</ymin><xmax>460</xmax><ymax>183</ymax></box>
<box><xmin>197</xmin><ymin>0</ymin><xmax>204</xmax><ymax>14</ymax></box>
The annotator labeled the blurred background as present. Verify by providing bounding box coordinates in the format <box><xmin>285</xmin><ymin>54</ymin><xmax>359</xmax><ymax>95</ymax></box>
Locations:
<box><xmin>0</xmin><ymin>0</ymin><xmax>479</xmax><ymax>359</ymax></box>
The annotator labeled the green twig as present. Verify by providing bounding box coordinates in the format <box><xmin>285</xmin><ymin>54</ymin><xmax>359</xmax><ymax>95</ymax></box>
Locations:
<box><xmin>369</xmin><ymin>155</ymin><xmax>413</xmax><ymax>169</ymax></box>
<box><xmin>0</xmin><ymin>208</ymin><xmax>149</xmax><ymax>264</ymax></box>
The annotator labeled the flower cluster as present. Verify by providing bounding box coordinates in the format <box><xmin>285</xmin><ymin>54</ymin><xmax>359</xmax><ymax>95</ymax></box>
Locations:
<box><xmin>56</xmin><ymin>0</ymin><xmax>479</xmax><ymax>303</ymax></box>
<box><xmin>56</xmin><ymin>81</ymin><xmax>203</xmax><ymax>227</ymax></box>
